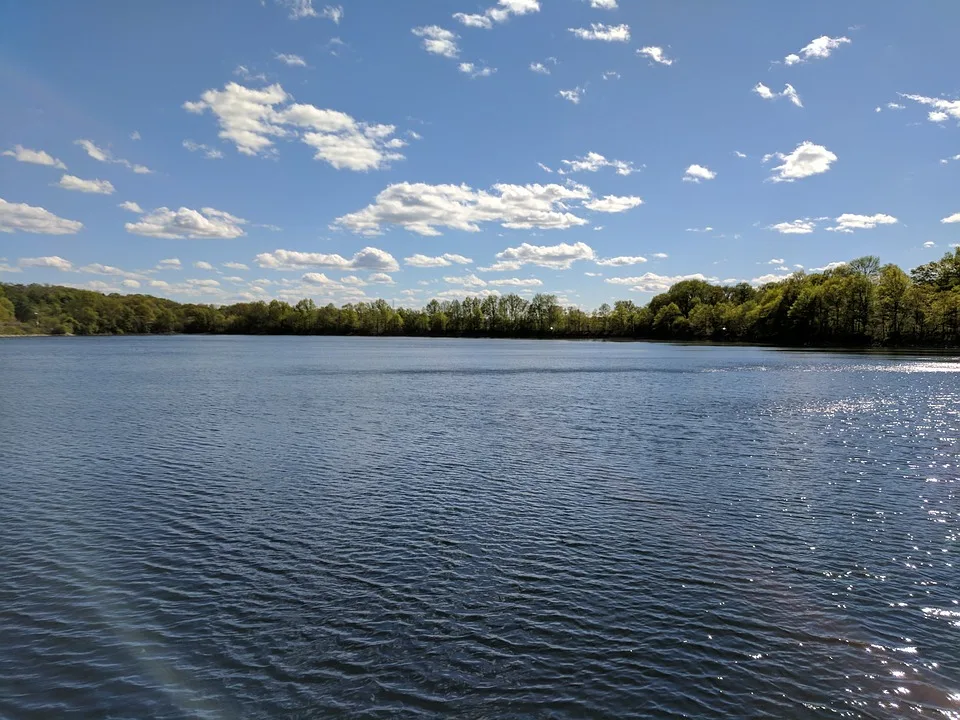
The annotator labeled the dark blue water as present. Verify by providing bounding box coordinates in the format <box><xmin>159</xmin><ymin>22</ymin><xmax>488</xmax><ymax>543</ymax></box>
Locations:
<box><xmin>0</xmin><ymin>337</ymin><xmax>957</xmax><ymax>719</ymax></box>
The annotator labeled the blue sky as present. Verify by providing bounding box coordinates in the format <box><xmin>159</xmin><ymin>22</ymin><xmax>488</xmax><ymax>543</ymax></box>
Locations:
<box><xmin>2</xmin><ymin>0</ymin><xmax>959</xmax><ymax>308</ymax></box>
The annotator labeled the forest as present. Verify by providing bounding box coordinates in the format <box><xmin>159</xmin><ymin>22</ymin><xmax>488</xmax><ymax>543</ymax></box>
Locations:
<box><xmin>2</xmin><ymin>250</ymin><xmax>959</xmax><ymax>347</ymax></box>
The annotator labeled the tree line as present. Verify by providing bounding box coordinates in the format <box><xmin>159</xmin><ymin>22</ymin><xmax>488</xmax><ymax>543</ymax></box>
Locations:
<box><xmin>2</xmin><ymin>250</ymin><xmax>959</xmax><ymax>347</ymax></box>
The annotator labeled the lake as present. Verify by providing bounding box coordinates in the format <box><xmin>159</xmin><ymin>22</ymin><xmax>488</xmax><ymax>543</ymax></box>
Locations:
<box><xmin>0</xmin><ymin>336</ymin><xmax>957</xmax><ymax>719</ymax></box>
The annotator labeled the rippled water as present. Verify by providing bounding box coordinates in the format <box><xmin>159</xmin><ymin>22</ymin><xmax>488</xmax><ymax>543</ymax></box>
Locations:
<box><xmin>1</xmin><ymin>337</ymin><xmax>957</xmax><ymax>719</ymax></box>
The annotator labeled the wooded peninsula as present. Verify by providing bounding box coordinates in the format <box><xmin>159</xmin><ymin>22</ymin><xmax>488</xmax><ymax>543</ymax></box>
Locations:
<box><xmin>2</xmin><ymin>251</ymin><xmax>959</xmax><ymax>347</ymax></box>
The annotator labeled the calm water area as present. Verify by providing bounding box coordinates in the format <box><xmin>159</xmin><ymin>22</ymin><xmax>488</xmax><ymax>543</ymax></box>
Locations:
<box><xmin>1</xmin><ymin>336</ymin><xmax>957</xmax><ymax>718</ymax></box>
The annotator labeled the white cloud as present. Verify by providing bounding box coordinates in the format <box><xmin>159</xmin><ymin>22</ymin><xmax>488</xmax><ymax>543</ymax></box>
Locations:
<box><xmin>0</xmin><ymin>198</ymin><xmax>82</xmax><ymax>235</ymax></box>
<box><xmin>74</xmin><ymin>139</ymin><xmax>151</xmax><ymax>174</ymax></box>
<box><xmin>495</xmin><ymin>241</ymin><xmax>595</xmax><ymax>269</ymax></box>
<box><xmin>826</xmin><ymin>213</ymin><xmax>898</xmax><ymax>233</ymax></box>
<box><xmin>784</xmin><ymin>35</ymin><xmax>851</xmax><ymax>65</ymax></box>
<box><xmin>234</xmin><ymin>65</ymin><xmax>268</xmax><ymax>82</ymax></box>
<box><xmin>487</xmin><ymin>277</ymin><xmax>543</xmax><ymax>286</ymax></box>
<box><xmin>156</xmin><ymin>258</ymin><xmax>181</xmax><ymax>269</ymax></box>
<box><xmin>57</xmin><ymin>174</ymin><xmax>115</xmax><ymax>194</ymax></box>
<box><xmin>118</xmin><ymin>201</ymin><xmax>144</xmax><ymax>213</ymax></box>
<box><xmin>193</xmin><ymin>261</ymin><xmax>215</xmax><ymax>270</ymax></box>
<box><xmin>768</xmin><ymin>219</ymin><xmax>815</xmax><ymax>234</ymax></box>
<box><xmin>651</xmin><ymin>252</ymin><xmax>668</xmax><ymax>259</ymax></box>
<box><xmin>751</xmin><ymin>273</ymin><xmax>793</xmax><ymax>285</ymax></box>
<box><xmin>255</xmin><ymin>247</ymin><xmax>399</xmax><ymax>272</ymax></box>
<box><xmin>900</xmin><ymin>93</ymin><xmax>960</xmax><ymax>124</ymax></box>
<box><xmin>276</xmin><ymin>0</ymin><xmax>318</xmax><ymax>19</ymax></box>
<box><xmin>589</xmin><ymin>0</ymin><xmax>618</xmax><ymax>8</ymax></box>
<box><xmin>596</xmin><ymin>255</ymin><xmax>647</xmax><ymax>266</ymax></box>
<box><xmin>637</xmin><ymin>47</ymin><xmax>673</xmax><ymax>66</ymax></box>
<box><xmin>583</xmin><ymin>195</ymin><xmax>643</xmax><ymax>213</ymax></box>
<box><xmin>940</xmin><ymin>212</ymin><xmax>960</xmax><ymax>224</ymax></box>
<box><xmin>603</xmin><ymin>71</ymin><xmax>621</xmax><ymax>80</ymax></box>
<box><xmin>763</xmin><ymin>141</ymin><xmax>837</xmax><ymax>182</ymax></box>
<box><xmin>538</xmin><ymin>162</ymin><xmax>553</xmax><ymax>173</ymax></box>
<box><xmin>887</xmin><ymin>102</ymin><xmax>905</xmax><ymax>110</ymax></box>
<box><xmin>3</xmin><ymin>144</ymin><xmax>67</xmax><ymax>169</ymax></box>
<box><xmin>683</xmin><ymin>164</ymin><xmax>716</xmax><ymax>183</ymax></box>
<box><xmin>767</xmin><ymin>258</ymin><xmax>785</xmax><ymax>265</ymax></box>
<box><xmin>412</xmin><ymin>26</ymin><xmax>460</xmax><ymax>58</ymax></box>
<box><xmin>183</xmin><ymin>139</ymin><xmax>224</xmax><ymax>159</ymax></box>
<box><xmin>453</xmin><ymin>0</ymin><xmax>540</xmax><ymax>29</ymax></box>
<box><xmin>558</xmin><ymin>87</ymin><xmax>585</xmax><ymax>104</ymax></box>
<box><xmin>78</xmin><ymin>263</ymin><xmax>147</xmax><ymax>280</ymax></box>
<box><xmin>605</xmin><ymin>272</ymin><xmax>714</xmax><ymax>293</ymax></box>
<box><xmin>368</xmin><ymin>272</ymin><xmax>394</xmax><ymax>284</ymax></box>
<box><xmin>130</xmin><ymin>131</ymin><xmax>141</xmax><ymax>140</ymax></box>
<box><xmin>184</xmin><ymin>82</ymin><xmax>404</xmax><ymax>170</ymax></box>
<box><xmin>125</xmin><ymin>207</ymin><xmax>247</xmax><ymax>239</ymax></box>
<box><xmin>276</xmin><ymin>53</ymin><xmax>307</xmax><ymax>67</ymax></box>
<box><xmin>339</xmin><ymin>275</ymin><xmax>366</xmax><ymax>286</ymax></box>
<box><xmin>432</xmin><ymin>288</ymin><xmax>501</xmax><ymax>300</ymax></box>
<box><xmin>529</xmin><ymin>62</ymin><xmax>550</xmax><ymax>74</ymax></box>
<box><xmin>444</xmin><ymin>273</ymin><xmax>488</xmax><ymax>287</ymax></box>
<box><xmin>321</xmin><ymin>4</ymin><xmax>342</xmax><ymax>23</ymax></box>
<box><xmin>459</xmin><ymin>62</ymin><xmax>496</xmax><ymax>78</ymax></box>
<box><xmin>404</xmin><ymin>253</ymin><xmax>473</xmax><ymax>268</ymax></box>
<box><xmin>560</xmin><ymin>151</ymin><xmax>638</xmax><ymax>176</ymax></box>
<box><xmin>477</xmin><ymin>261</ymin><xmax>522</xmax><ymax>272</ymax></box>
<box><xmin>752</xmin><ymin>82</ymin><xmax>802</xmax><ymax>107</ymax></box>
<box><xmin>19</xmin><ymin>256</ymin><xmax>74</xmax><ymax>271</ymax></box>
<box><xmin>734</xmin><ymin>151</ymin><xmax>747</xmax><ymax>158</ymax></box>
<box><xmin>223</xmin><ymin>261</ymin><xmax>249</xmax><ymax>270</ymax></box>
<box><xmin>334</xmin><ymin>181</ymin><xmax>594</xmax><ymax>236</ymax></box>
<box><xmin>569</xmin><ymin>23</ymin><xmax>630</xmax><ymax>42</ymax></box>
<box><xmin>923</xmin><ymin>241</ymin><xmax>936</xmax><ymax>248</ymax></box>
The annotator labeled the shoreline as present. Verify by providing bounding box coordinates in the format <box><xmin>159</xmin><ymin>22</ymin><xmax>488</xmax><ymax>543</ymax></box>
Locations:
<box><xmin>2</xmin><ymin>332</ymin><xmax>958</xmax><ymax>355</ymax></box>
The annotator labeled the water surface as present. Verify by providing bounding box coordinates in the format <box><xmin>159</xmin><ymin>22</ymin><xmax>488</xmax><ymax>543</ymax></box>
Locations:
<box><xmin>1</xmin><ymin>337</ymin><xmax>957</xmax><ymax>718</ymax></box>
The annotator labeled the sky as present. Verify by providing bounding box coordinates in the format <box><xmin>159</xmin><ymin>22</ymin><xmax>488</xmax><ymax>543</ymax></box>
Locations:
<box><xmin>1</xmin><ymin>0</ymin><xmax>959</xmax><ymax>309</ymax></box>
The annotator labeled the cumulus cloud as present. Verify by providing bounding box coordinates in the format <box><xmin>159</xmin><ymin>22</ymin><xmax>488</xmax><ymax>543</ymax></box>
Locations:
<box><xmin>558</xmin><ymin>87</ymin><xmax>585</xmax><ymax>104</ymax></box>
<box><xmin>404</xmin><ymin>253</ymin><xmax>473</xmax><ymax>268</ymax></box>
<box><xmin>751</xmin><ymin>273</ymin><xmax>793</xmax><ymax>285</ymax></box>
<box><xmin>3</xmin><ymin>144</ymin><xmax>67</xmax><ymax>169</ymax></box>
<box><xmin>637</xmin><ymin>47</ymin><xmax>673</xmax><ymax>65</ymax></box>
<box><xmin>685</xmin><ymin>226</ymin><xmax>713</xmax><ymax>233</ymax></box>
<box><xmin>589</xmin><ymin>0</ymin><xmax>618</xmax><ymax>8</ymax></box>
<box><xmin>458</xmin><ymin>62</ymin><xmax>496</xmax><ymax>78</ymax></box>
<box><xmin>734</xmin><ymin>151</ymin><xmax>747</xmax><ymax>158</ymax></box>
<box><xmin>193</xmin><ymin>261</ymin><xmax>215</xmax><ymax>270</ymax></box>
<box><xmin>583</xmin><ymin>195</ymin><xmax>643</xmax><ymax>212</ymax></box>
<box><xmin>899</xmin><ymin>93</ymin><xmax>960</xmax><ymax>124</ymax></box>
<box><xmin>763</xmin><ymin>141</ymin><xmax>837</xmax><ymax>182</ymax></box>
<box><xmin>923</xmin><ymin>241</ymin><xmax>936</xmax><ymax>248</ymax></box>
<box><xmin>753</xmin><ymin>82</ymin><xmax>802</xmax><ymax>107</ymax></box>
<box><xmin>826</xmin><ymin>213</ymin><xmax>898</xmax><ymax>233</ymax></box>
<box><xmin>183</xmin><ymin>140</ymin><xmax>224</xmax><ymax>159</ymax></box>
<box><xmin>595</xmin><ymin>255</ymin><xmax>647</xmax><ymax>266</ymax></box>
<box><xmin>19</xmin><ymin>256</ymin><xmax>74</xmax><ymax>271</ymax></box>
<box><xmin>57</xmin><ymin>174</ymin><xmax>115</xmax><ymax>194</ymax></box>
<box><xmin>560</xmin><ymin>151</ymin><xmax>638</xmax><ymax>176</ymax></box>
<box><xmin>78</xmin><ymin>263</ymin><xmax>147</xmax><ymax>280</ymax></box>
<box><xmin>412</xmin><ymin>26</ymin><xmax>460</xmax><ymax>58</ymax></box>
<box><xmin>651</xmin><ymin>252</ymin><xmax>668</xmax><ymax>259</ymax></box>
<box><xmin>453</xmin><ymin>0</ymin><xmax>540</xmax><ymax>29</ymax></box>
<box><xmin>368</xmin><ymin>272</ymin><xmax>394</xmax><ymax>284</ymax></box>
<box><xmin>432</xmin><ymin>288</ymin><xmax>501</xmax><ymax>300</ymax></box>
<box><xmin>125</xmin><ymin>207</ymin><xmax>247</xmax><ymax>239</ymax></box>
<box><xmin>494</xmin><ymin>241</ymin><xmax>595</xmax><ymax>269</ymax></box>
<box><xmin>0</xmin><ymin>198</ymin><xmax>83</xmax><ymax>235</ymax></box>
<box><xmin>768</xmin><ymin>219</ymin><xmax>816</xmax><ymax>234</ymax></box>
<box><xmin>223</xmin><ymin>261</ymin><xmax>249</xmax><ymax>270</ymax></box>
<box><xmin>74</xmin><ymin>139</ymin><xmax>151</xmax><ymax>174</ymax></box>
<box><xmin>605</xmin><ymin>272</ymin><xmax>715</xmax><ymax>292</ymax></box>
<box><xmin>444</xmin><ymin>273</ymin><xmax>488</xmax><ymax>287</ymax></box>
<box><xmin>683</xmin><ymin>164</ymin><xmax>716</xmax><ymax>183</ymax></box>
<box><xmin>529</xmin><ymin>61</ymin><xmax>551</xmax><ymax>74</ymax></box>
<box><xmin>156</xmin><ymin>258</ymin><xmax>181</xmax><ymax>269</ymax></box>
<box><xmin>487</xmin><ymin>277</ymin><xmax>543</xmax><ymax>286</ymax></box>
<box><xmin>334</xmin><ymin>181</ymin><xmax>597</xmax><ymax>236</ymax></box>
<box><xmin>276</xmin><ymin>53</ymin><xmax>307</xmax><ymax>67</ymax></box>
<box><xmin>940</xmin><ymin>212</ymin><xmax>960</xmax><ymax>224</ymax></box>
<box><xmin>783</xmin><ymin>35</ymin><xmax>851</xmax><ymax>65</ymax></box>
<box><xmin>321</xmin><ymin>4</ymin><xmax>342</xmax><ymax>22</ymax></box>
<box><xmin>569</xmin><ymin>23</ymin><xmax>630</xmax><ymax>42</ymax></box>
<box><xmin>255</xmin><ymin>247</ymin><xmax>399</xmax><ymax>272</ymax></box>
<box><xmin>118</xmin><ymin>201</ymin><xmax>143</xmax><ymax>213</ymax></box>
<box><xmin>184</xmin><ymin>82</ymin><xmax>405</xmax><ymax>170</ymax></box>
